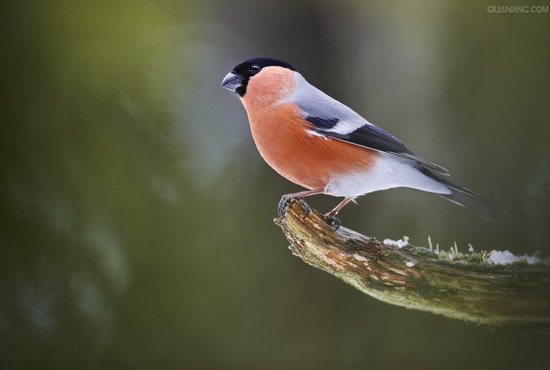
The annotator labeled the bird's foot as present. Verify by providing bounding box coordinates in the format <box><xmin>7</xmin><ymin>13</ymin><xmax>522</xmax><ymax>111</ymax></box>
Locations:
<box><xmin>278</xmin><ymin>194</ymin><xmax>294</xmax><ymax>217</ymax></box>
<box><xmin>278</xmin><ymin>195</ymin><xmax>311</xmax><ymax>217</ymax></box>
<box><xmin>324</xmin><ymin>214</ymin><xmax>341</xmax><ymax>230</ymax></box>
<box><xmin>299</xmin><ymin>199</ymin><xmax>312</xmax><ymax>217</ymax></box>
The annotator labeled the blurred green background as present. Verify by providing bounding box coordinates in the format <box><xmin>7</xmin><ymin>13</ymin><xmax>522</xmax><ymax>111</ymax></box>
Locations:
<box><xmin>1</xmin><ymin>0</ymin><xmax>549</xmax><ymax>369</ymax></box>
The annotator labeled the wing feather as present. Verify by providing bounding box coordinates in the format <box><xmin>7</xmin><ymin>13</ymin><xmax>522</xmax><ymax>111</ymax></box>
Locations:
<box><xmin>291</xmin><ymin>73</ymin><xmax>450</xmax><ymax>175</ymax></box>
<box><xmin>321</xmin><ymin>124</ymin><xmax>450</xmax><ymax>175</ymax></box>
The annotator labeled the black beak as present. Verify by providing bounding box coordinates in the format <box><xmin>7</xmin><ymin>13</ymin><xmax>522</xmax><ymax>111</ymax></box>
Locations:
<box><xmin>221</xmin><ymin>72</ymin><xmax>243</xmax><ymax>93</ymax></box>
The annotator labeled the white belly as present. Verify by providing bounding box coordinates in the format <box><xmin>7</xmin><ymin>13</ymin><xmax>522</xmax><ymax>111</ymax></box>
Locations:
<box><xmin>324</xmin><ymin>153</ymin><xmax>452</xmax><ymax>197</ymax></box>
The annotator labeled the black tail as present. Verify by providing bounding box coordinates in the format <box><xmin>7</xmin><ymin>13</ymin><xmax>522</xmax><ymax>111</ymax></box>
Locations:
<box><xmin>420</xmin><ymin>168</ymin><xmax>503</xmax><ymax>220</ymax></box>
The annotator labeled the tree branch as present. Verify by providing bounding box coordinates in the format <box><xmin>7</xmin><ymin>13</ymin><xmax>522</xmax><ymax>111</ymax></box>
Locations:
<box><xmin>275</xmin><ymin>200</ymin><xmax>550</xmax><ymax>331</ymax></box>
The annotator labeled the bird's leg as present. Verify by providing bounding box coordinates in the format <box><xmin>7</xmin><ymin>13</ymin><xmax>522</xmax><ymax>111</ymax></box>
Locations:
<box><xmin>325</xmin><ymin>197</ymin><xmax>354</xmax><ymax>218</ymax></box>
<box><xmin>324</xmin><ymin>197</ymin><xmax>354</xmax><ymax>229</ymax></box>
<box><xmin>278</xmin><ymin>188</ymin><xmax>325</xmax><ymax>217</ymax></box>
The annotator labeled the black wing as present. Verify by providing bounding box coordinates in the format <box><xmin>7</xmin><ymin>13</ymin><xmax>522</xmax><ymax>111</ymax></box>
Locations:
<box><xmin>308</xmin><ymin>117</ymin><xmax>450</xmax><ymax>175</ymax></box>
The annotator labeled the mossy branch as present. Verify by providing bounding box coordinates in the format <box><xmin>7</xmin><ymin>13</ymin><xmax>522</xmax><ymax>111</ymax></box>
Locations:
<box><xmin>274</xmin><ymin>200</ymin><xmax>550</xmax><ymax>331</ymax></box>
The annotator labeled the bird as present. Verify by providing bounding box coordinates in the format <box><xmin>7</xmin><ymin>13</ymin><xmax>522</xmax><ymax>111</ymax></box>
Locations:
<box><xmin>221</xmin><ymin>57</ymin><xmax>501</xmax><ymax>223</ymax></box>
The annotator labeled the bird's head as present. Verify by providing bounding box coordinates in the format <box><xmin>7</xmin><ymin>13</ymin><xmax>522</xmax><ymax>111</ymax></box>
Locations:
<box><xmin>221</xmin><ymin>57</ymin><xmax>296</xmax><ymax>98</ymax></box>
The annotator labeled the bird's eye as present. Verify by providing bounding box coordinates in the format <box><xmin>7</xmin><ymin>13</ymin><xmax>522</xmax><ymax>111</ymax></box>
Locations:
<box><xmin>249</xmin><ymin>65</ymin><xmax>261</xmax><ymax>74</ymax></box>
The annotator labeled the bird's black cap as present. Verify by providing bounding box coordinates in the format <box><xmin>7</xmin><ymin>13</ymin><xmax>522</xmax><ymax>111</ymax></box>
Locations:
<box><xmin>232</xmin><ymin>57</ymin><xmax>295</xmax><ymax>75</ymax></box>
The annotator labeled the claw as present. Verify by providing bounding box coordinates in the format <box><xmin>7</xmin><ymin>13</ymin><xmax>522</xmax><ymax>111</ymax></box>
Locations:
<box><xmin>278</xmin><ymin>195</ymin><xmax>312</xmax><ymax>218</ymax></box>
<box><xmin>324</xmin><ymin>215</ymin><xmax>341</xmax><ymax>230</ymax></box>
<box><xmin>299</xmin><ymin>199</ymin><xmax>311</xmax><ymax>218</ymax></box>
<box><xmin>278</xmin><ymin>194</ymin><xmax>293</xmax><ymax>217</ymax></box>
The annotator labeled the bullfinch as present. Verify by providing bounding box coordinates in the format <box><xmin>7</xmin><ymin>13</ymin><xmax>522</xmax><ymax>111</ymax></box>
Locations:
<box><xmin>221</xmin><ymin>57</ymin><xmax>501</xmax><ymax>222</ymax></box>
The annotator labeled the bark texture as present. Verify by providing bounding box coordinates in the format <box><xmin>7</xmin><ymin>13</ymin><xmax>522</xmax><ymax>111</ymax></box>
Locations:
<box><xmin>275</xmin><ymin>200</ymin><xmax>550</xmax><ymax>331</ymax></box>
